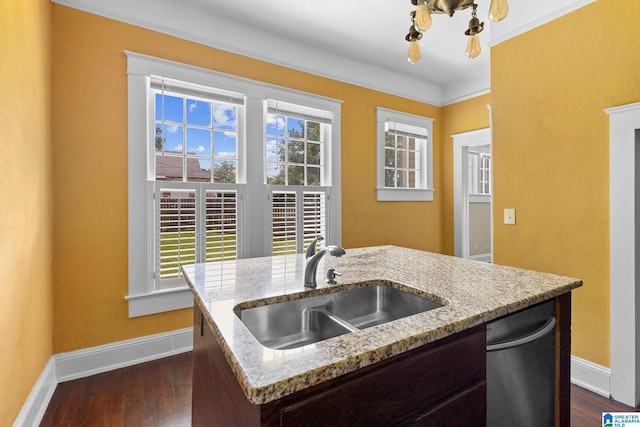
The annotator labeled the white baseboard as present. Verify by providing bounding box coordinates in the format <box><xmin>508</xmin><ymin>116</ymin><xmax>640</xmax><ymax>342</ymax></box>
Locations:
<box><xmin>12</xmin><ymin>358</ymin><xmax>57</xmax><ymax>427</ymax></box>
<box><xmin>14</xmin><ymin>332</ymin><xmax>612</xmax><ymax>426</ymax></box>
<box><xmin>55</xmin><ymin>327</ymin><xmax>193</xmax><ymax>382</ymax></box>
<box><xmin>571</xmin><ymin>354</ymin><xmax>611</xmax><ymax>398</ymax></box>
<box><xmin>13</xmin><ymin>327</ymin><xmax>193</xmax><ymax>427</ymax></box>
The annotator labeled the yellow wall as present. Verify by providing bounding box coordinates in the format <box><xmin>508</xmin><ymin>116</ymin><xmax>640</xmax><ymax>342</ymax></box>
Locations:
<box><xmin>441</xmin><ymin>94</ymin><xmax>492</xmax><ymax>255</ymax></box>
<box><xmin>0</xmin><ymin>1</ymin><xmax>53</xmax><ymax>425</ymax></box>
<box><xmin>491</xmin><ymin>0</ymin><xmax>640</xmax><ymax>367</ymax></box>
<box><xmin>50</xmin><ymin>5</ymin><xmax>444</xmax><ymax>353</ymax></box>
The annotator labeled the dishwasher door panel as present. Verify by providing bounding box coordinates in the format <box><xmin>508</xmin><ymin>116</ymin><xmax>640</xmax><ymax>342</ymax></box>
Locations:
<box><xmin>486</xmin><ymin>301</ymin><xmax>555</xmax><ymax>427</ymax></box>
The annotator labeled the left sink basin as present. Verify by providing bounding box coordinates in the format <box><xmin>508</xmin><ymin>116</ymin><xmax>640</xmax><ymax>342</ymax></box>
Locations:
<box><xmin>235</xmin><ymin>282</ymin><xmax>445</xmax><ymax>350</ymax></box>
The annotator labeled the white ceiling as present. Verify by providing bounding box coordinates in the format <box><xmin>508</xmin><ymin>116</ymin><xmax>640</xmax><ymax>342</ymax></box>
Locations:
<box><xmin>191</xmin><ymin>0</ymin><xmax>491</xmax><ymax>87</ymax></box>
<box><xmin>54</xmin><ymin>0</ymin><xmax>596</xmax><ymax>105</ymax></box>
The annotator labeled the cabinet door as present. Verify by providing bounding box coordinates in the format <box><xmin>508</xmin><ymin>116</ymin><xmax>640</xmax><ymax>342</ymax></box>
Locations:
<box><xmin>409</xmin><ymin>382</ymin><xmax>486</xmax><ymax>426</ymax></box>
<box><xmin>280</xmin><ymin>327</ymin><xmax>486</xmax><ymax>426</ymax></box>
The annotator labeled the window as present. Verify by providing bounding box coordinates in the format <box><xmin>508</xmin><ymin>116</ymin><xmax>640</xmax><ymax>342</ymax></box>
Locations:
<box><xmin>375</xmin><ymin>107</ymin><xmax>434</xmax><ymax>201</ymax></box>
<box><xmin>467</xmin><ymin>150</ymin><xmax>492</xmax><ymax>195</ymax></box>
<box><xmin>152</xmin><ymin>77</ymin><xmax>243</xmax><ymax>290</ymax></box>
<box><xmin>126</xmin><ymin>52</ymin><xmax>341</xmax><ymax>317</ymax></box>
<box><xmin>266</xmin><ymin>100</ymin><xmax>332</xmax><ymax>255</ymax></box>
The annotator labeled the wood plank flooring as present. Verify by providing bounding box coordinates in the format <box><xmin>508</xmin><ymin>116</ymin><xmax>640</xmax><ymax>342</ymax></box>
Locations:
<box><xmin>40</xmin><ymin>351</ymin><xmax>636</xmax><ymax>426</ymax></box>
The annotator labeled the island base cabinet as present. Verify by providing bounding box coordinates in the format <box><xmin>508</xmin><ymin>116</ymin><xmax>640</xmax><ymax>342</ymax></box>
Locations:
<box><xmin>192</xmin><ymin>303</ymin><xmax>486</xmax><ymax>426</ymax></box>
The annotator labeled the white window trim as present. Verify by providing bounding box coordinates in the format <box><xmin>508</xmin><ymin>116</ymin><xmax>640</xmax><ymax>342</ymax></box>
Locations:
<box><xmin>125</xmin><ymin>51</ymin><xmax>342</xmax><ymax>317</ymax></box>
<box><xmin>375</xmin><ymin>107</ymin><xmax>434</xmax><ymax>202</ymax></box>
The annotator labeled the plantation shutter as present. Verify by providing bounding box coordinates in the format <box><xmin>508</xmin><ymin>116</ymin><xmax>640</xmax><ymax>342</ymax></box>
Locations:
<box><xmin>156</xmin><ymin>185</ymin><xmax>239</xmax><ymax>287</ymax></box>
<box><xmin>303</xmin><ymin>192</ymin><xmax>326</xmax><ymax>249</ymax></box>
<box><xmin>157</xmin><ymin>188</ymin><xmax>197</xmax><ymax>280</ymax></box>
<box><xmin>205</xmin><ymin>190</ymin><xmax>238</xmax><ymax>262</ymax></box>
<box><xmin>272</xmin><ymin>191</ymin><xmax>297</xmax><ymax>256</ymax></box>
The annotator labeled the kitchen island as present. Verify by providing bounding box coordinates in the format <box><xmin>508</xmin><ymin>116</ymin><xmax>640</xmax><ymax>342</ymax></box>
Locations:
<box><xmin>181</xmin><ymin>245</ymin><xmax>582</xmax><ymax>426</ymax></box>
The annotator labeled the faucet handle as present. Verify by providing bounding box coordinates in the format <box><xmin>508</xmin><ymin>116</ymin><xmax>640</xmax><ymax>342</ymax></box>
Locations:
<box><xmin>325</xmin><ymin>268</ymin><xmax>342</xmax><ymax>284</ymax></box>
<box><xmin>305</xmin><ymin>235</ymin><xmax>325</xmax><ymax>259</ymax></box>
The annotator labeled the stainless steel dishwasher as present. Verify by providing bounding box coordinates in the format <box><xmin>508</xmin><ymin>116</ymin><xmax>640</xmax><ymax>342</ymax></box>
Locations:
<box><xmin>486</xmin><ymin>300</ymin><xmax>556</xmax><ymax>426</ymax></box>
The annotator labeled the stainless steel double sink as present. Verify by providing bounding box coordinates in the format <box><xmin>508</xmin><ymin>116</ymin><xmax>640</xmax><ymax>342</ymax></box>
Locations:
<box><xmin>234</xmin><ymin>282</ymin><xmax>446</xmax><ymax>350</ymax></box>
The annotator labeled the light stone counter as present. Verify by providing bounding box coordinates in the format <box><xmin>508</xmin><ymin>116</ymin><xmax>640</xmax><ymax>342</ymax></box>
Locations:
<box><xmin>181</xmin><ymin>245</ymin><xmax>581</xmax><ymax>405</ymax></box>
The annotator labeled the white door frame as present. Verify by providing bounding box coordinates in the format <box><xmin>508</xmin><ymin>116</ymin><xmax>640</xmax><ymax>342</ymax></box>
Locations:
<box><xmin>606</xmin><ymin>101</ymin><xmax>640</xmax><ymax>407</ymax></box>
<box><xmin>453</xmin><ymin>128</ymin><xmax>492</xmax><ymax>259</ymax></box>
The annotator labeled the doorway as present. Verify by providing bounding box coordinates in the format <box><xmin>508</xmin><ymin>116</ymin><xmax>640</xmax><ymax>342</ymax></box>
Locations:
<box><xmin>453</xmin><ymin>128</ymin><xmax>492</xmax><ymax>261</ymax></box>
<box><xmin>607</xmin><ymin>101</ymin><xmax>640</xmax><ymax>407</ymax></box>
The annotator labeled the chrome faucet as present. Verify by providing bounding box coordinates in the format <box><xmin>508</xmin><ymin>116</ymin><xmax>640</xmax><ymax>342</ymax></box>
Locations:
<box><xmin>305</xmin><ymin>235</ymin><xmax>325</xmax><ymax>259</ymax></box>
<box><xmin>304</xmin><ymin>245</ymin><xmax>346</xmax><ymax>288</ymax></box>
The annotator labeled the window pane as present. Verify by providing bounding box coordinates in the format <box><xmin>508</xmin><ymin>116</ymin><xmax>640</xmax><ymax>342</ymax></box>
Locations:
<box><xmin>408</xmin><ymin>138</ymin><xmax>416</xmax><ymax>150</ymax></box>
<box><xmin>266</xmin><ymin>163</ymin><xmax>284</xmax><ymax>184</ymax></box>
<box><xmin>186</xmin><ymin>127</ymin><xmax>211</xmax><ymax>156</ymax></box>
<box><xmin>408</xmin><ymin>171</ymin><xmax>416</xmax><ymax>188</ymax></box>
<box><xmin>409</xmin><ymin>150</ymin><xmax>416</xmax><ymax>169</ymax></box>
<box><xmin>307</xmin><ymin>166</ymin><xmax>320</xmax><ymax>186</ymax></box>
<box><xmin>385</xmin><ymin>133</ymin><xmax>395</xmax><ymax>148</ymax></box>
<box><xmin>266</xmin><ymin>138</ymin><xmax>284</xmax><ymax>163</ymax></box>
<box><xmin>396</xmin><ymin>150</ymin><xmax>408</xmax><ymax>169</ymax></box>
<box><xmin>397</xmin><ymin>136</ymin><xmax>407</xmax><ymax>149</ymax></box>
<box><xmin>186</xmin><ymin>99</ymin><xmax>211</xmax><ymax>126</ymax></box>
<box><xmin>213</xmin><ymin>160</ymin><xmax>236</xmax><ymax>184</ymax></box>
<box><xmin>307</xmin><ymin>121</ymin><xmax>320</xmax><ymax>141</ymax></box>
<box><xmin>385</xmin><ymin>149</ymin><xmax>395</xmax><ymax>167</ymax></box>
<box><xmin>397</xmin><ymin>170</ymin><xmax>408</xmax><ymax>188</ymax></box>
<box><xmin>385</xmin><ymin>169</ymin><xmax>395</xmax><ymax>187</ymax></box>
<box><xmin>266</xmin><ymin>113</ymin><xmax>286</xmax><ymax>137</ymax></box>
<box><xmin>213</xmin><ymin>104</ymin><xmax>237</xmax><ymax>131</ymax></box>
<box><xmin>307</xmin><ymin>142</ymin><xmax>321</xmax><ymax>165</ymax></box>
<box><xmin>186</xmin><ymin>158</ymin><xmax>211</xmax><ymax>182</ymax></box>
<box><xmin>214</xmin><ymin>131</ymin><xmax>237</xmax><ymax>159</ymax></box>
<box><xmin>161</xmin><ymin>124</ymin><xmax>183</xmax><ymax>153</ymax></box>
<box><xmin>156</xmin><ymin>155</ymin><xmax>183</xmax><ymax>181</ymax></box>
<box><xmin>287</xmin><ymin>117</ymin><xmax>304</xmax><ymax>138</ymax></box>
<box><xmin>288</xmin><ymin>140</ymin><xmax>304</xmax><ymax>164</ymax></box>
<box><xmin>156</xmin><ymin>94</ymin><xmax>183</xmax><ymax>123</ymax></box>
<box><xmin>288</xmin><ymin>165</ymin><xmax>304</xmax><ymax>185</ymax></box>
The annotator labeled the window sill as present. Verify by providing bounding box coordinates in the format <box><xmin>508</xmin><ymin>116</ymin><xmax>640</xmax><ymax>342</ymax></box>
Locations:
<box><xmin>376</xmin><ymin>188</ymin><xmax>434</xmax><ymax>202</ymax></box>
<box><xmin>125</xmin><ymin>286</ymin><xmax>194</xmax><ymax>318</ymax></box>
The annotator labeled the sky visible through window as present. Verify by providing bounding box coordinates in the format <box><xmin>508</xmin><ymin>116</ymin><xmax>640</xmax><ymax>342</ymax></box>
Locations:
<box><xmin>155</xmin><ymin>93</ymin><xmax>238</xmax><ymax>181</ymax></box>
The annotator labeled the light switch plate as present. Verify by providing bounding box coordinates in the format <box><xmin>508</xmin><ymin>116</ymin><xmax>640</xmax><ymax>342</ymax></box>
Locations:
<box><xmin>504</xmin><ymin>208</ymin><xmax>516</xmax><ymax>225</ymax></box>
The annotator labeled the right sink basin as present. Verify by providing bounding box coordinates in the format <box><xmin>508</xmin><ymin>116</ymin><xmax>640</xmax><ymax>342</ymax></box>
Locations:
<box><xmin>235</xmin><ymin>282</ymin><xmax>446</xmax><ymax>350</ymax></box>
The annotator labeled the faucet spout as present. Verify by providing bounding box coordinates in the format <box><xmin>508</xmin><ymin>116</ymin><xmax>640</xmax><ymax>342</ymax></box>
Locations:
<box><xmin>304</xmin><ymin>245</ymin><xmax>345</xmax><ymax>288</ymax></box>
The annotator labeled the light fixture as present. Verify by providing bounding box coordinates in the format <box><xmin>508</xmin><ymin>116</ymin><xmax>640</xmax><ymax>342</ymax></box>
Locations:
<box><xmin>464</xmin><ymin>4</ymin><xmax>484</xmax><ymax>58</ymax></box>
<box><xmin>406</xmin><ymin>0</ymin><xmax>509</xmax><ymax>63</ymax></box>
<box><xmin>406</xmin><ymin>21</ymin><xmax>423</xmax><ymax>64</ymax></box>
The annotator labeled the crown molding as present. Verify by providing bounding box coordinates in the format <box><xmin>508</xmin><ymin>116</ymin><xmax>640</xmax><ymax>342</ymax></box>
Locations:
<box><xmin>51</xmin><ymin>0</ymin><xmax>444</xmax><ymax>105</ymax></box>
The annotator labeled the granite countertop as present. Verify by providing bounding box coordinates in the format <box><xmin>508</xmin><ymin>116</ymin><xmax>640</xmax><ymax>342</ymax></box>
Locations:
<box><xmin>181</xmin><ymin>245</ymin><xmax>582</xmax><ymax>405</ymax></box>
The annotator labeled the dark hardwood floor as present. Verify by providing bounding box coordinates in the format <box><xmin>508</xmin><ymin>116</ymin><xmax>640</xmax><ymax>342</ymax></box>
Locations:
<box><xmin>40</xmin><ymin>351</ymin><xmax>636</xmax><ymax>426</ymax></box>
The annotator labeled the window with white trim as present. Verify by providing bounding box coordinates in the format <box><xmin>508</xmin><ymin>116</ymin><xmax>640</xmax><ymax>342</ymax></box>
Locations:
<box><xmin>266</xmin><ymin>100</ymin><xmax>331</xmax><ymax>255</ymax></box>
<box><xmin>376</xmin><ymin>107</ymin><xmax>434</xmax><ymax>201</ymax></box>
<box><xmin>152</xmin><ymin>77</ymin><xmax>243</xmax><ymax>290</ymax></box>
<box><xmin>126</xmin><ymin>52</ymin><xmax>341</xmax><ymax>317</ymax></box>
